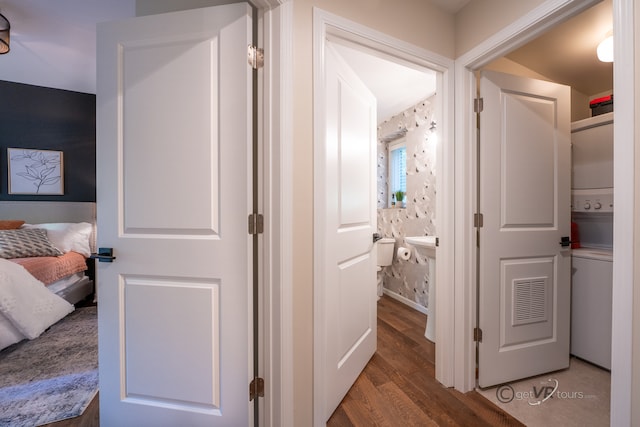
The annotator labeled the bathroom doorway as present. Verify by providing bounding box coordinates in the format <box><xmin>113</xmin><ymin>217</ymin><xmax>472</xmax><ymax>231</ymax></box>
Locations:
<box><xmin>312</xmin><ymin>9</ymin><xmax>455</xmax><ymax>425</ymax></box>
<box><xmin>330</xmin><ymin>40</ymin><xmax>438</xmax><ymax>318</ymax></box>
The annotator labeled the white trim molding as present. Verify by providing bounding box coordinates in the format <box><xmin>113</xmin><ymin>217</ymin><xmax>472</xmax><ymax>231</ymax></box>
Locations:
<box><xmin>259</xmin><ymin>0</ymin><xmax>294</xmax><ymax>426</ymax></box>
<box><xmin>383</xmin><ymin>289</ymin><xmax>429</xmax><ymax>315</ymax></box>
<box><xmin>611</xmin><ymin>1</ymin><xmax>636</xmax><ymax>425</ymax></box>
<box><xmin>252</xmin><ymin>0</ymin><xmax>288</xmax><ymax>9</ymax></box>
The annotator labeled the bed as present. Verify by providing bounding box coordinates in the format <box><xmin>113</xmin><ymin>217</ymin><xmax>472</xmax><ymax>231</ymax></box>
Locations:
<box><xmin>0</xmin><ymin>201</ymin><xmax>96</xmax><ymax>350</ymax></box>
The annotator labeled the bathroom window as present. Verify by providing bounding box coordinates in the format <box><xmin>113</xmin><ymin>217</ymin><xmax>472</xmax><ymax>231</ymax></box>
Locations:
<box><xmin>388</xmin><ymin>140</ymin><xmax>406</xmax><ymax>206</ymax></box>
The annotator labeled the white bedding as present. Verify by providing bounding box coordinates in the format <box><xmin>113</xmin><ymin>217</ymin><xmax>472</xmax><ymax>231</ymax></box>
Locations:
<box><xmin>0</xmin><ymin>258</ymin><xmax>74</xmax><ymax>351</ymax></box>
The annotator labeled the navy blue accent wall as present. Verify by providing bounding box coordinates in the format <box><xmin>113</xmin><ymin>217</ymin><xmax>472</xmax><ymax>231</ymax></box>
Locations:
<box><xmin>0</xmin><ymin>81</ymin><xmax>96</xmax><ymax>202</ymax></box>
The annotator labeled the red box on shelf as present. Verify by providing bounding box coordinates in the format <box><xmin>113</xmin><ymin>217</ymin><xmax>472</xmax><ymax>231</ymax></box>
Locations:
<box><xmin>590</xmin><ymin>94</ymin><xmax>613</xmax><ymax>116</ymax></box>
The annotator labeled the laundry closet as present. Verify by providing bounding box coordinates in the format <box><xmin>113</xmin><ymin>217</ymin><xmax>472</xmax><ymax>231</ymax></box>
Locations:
<box><xmin>570</xmin><ymin>108</ymin><xmax>613</xmax><ymax>370</ymax></box>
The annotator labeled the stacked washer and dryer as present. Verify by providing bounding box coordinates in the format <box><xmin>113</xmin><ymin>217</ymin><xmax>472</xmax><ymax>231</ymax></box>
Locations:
<box><xmin>570</xmin><ymin>111</ymin><xmax>613</xmax><ymax>370</ymax></box>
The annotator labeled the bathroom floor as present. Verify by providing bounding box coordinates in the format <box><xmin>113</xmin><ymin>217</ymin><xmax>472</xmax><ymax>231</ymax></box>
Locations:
<box><xmin>327</xmin><ymin>296</ymin><xmax>524</xmax><ymax>426</ymax></box>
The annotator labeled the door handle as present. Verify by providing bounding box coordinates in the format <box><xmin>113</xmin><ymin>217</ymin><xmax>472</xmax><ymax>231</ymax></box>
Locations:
<box><xmin>90</xmin><ymin>247</ymin><xmax>117</xmax><ymax>263</ymax></box>
<box><xmin>373</xmin><ymin>233</ymin><xmax>382</xmax><ymax>243</ymax></box>
<box><xmin>559</xmin><ymin>236</ymin><xmax>572</xmax><ymax>247</ymax></box>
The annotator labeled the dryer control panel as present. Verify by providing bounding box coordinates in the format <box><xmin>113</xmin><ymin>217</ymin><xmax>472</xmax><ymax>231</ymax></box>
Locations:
<box><xmin>572</xmin><ymin>188</ymin><xmax>614</xmax><ymax>212</ymax></box>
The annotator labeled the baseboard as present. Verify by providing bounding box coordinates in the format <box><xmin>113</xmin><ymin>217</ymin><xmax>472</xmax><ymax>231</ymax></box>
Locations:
<box><xmin>382</xmin><ymin>289</ymin><xmax>429</xmax><ymax>315</ymax></box>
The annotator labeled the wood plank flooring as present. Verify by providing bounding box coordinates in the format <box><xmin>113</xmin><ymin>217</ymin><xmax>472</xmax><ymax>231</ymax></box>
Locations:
<box><xmin>327</xmin><ymin>296</ymin><xmax>525</xmax><ymax>426</ymax></box>
<box><xmin>48</xmin><ymin>296</ymin><xmax>524</xmax><ymax>426</ymax></box>
<box><xmin>42</xmin><ymin>393</ymin><xmax>99</xmax><ymax>427</ymax></box>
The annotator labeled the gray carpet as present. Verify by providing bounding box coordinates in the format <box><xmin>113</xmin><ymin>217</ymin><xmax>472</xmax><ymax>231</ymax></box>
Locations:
<box><xmin>0</xmin><ymin>306</ymin><xmax>98</xmax><ymax>427</ymax></box>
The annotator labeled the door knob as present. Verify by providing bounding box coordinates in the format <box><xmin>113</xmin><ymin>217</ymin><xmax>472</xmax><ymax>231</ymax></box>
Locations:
<box><xmin>559</xmin><ymin>237</ymin><xmax>572</xmax><ymax>247</ymax></box>
<box><xmin>373</xmin><ymin>233</ymin><xmax>382</xmax><ymax>243</ymax></box>
<box><xmin>90</xmin><ymin>247</ymin><xmax>117</xmax><ymax>263</ymax></box>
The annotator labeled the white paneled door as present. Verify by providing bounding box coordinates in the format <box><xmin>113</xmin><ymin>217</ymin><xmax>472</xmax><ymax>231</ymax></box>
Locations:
<box><xmin>478</xmin><ymin>70</ymin><xmax>571</xmax><ymax>388</ymax></box>
<box><xmin>96</xmin><ymin>4</ymin><xmax>254</xmax><ymax>426</ymax></box>
<box><xmin>320</xmin><ymin>43</ymin><xmax>378</xmax><ymax>420</ymax></box>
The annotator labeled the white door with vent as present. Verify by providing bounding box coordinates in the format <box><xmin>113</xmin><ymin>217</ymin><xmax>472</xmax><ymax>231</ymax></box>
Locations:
<box><xmin>478</xmin><ymin>70</ymin><xmax>571</xmax><ymax>388</ymax></box>
<box><xmin>320</xmin><ymin>43</ymin><xmax>378</xmax><ymax>420</ymax></box>
<box><xmin>96</xmin><ymin>4</ymin><xmax>254</xmax><ymax>425</ymax></box>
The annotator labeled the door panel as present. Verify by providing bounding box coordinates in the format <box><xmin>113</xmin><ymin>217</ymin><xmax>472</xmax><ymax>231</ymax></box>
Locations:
<box><xmin>501</xmin><ymin>257</ymin><xmax>554</xmax><ymax>345</ymax></box>
<box><xmin>97</xmin><ymin>4</ymin><xmax>253</xmax><ymax>425</ymax></box>
<box><xmin>501</xmin><ymin>93</ymin><xmax>556</xmax><ymax>227</ymax></box>
<box><xmin>478</xmin><ymin>70</ymin><xmax>571</xmax><ymax>388</ymax></box>
<box><xmin>122</xmin><ymin>33</ymin><xmax>220</xmax><ymax>232</ymax></box>
<box><xmin>124</xmin><ymin>279</ymin><xmax>219</xmax><ymax>407</ymax></box>
<box><xmin>323</xmin><ymin>43</ymin><xmax>377</xmax><ymax>420</ymax></box>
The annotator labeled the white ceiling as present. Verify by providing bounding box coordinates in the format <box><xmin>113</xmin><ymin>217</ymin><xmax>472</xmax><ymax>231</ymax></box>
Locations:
<box><xmin>0</xmin><ymin>0</ymin><xmax>613</xmax><ymax>108</ymax></box>
<box><xmin>330</xmin><ymin>0</ymin><xmax>472</xmax><ymax>124</ymax></box>
<box><xmin>429</xmin><ymin>0</ymin><xmax>472</xmax><ymax>14</ymax></box>
<box><xmin>505</xmin><ymin>0</ymin><xmax>612</xmax><ymax>96</ymax></box>
<box><xmin>331</xmin><ymin>42</ymin><xmax>437</xmax><ymax>124</ymax></box>
<box><xmin>0</xmin><ymin>0</ymin><xmax>135</xmax><ymax>94</ymax></box>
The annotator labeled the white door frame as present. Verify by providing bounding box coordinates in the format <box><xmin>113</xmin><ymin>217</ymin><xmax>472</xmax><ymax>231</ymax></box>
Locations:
<box><xmin>312</xmin><ymin>8</ymin><xmax>455</xmax><ymax>426</ymax></box>
<box><xmin>454</xmin><ymin>0</ymin><xmax>637</xmax><ymax>425</ymax></box>
<box><xmin>253</xmin><ymin>1</ymin><xmax>294</xmax><ymax>426</ymax></box>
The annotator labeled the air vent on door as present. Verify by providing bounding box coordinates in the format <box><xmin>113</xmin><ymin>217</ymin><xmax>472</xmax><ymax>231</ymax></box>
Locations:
<box><xmin>513</xmin><ymin>278</ymin><xmax>547</xmax><ymax>326</ymax></box>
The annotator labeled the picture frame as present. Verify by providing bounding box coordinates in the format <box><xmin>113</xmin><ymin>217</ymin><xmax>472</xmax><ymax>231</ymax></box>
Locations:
<box><xmin>8</xmin><ymin>148</ymin><xmax>64</xmax><ymax>195</ymax></box>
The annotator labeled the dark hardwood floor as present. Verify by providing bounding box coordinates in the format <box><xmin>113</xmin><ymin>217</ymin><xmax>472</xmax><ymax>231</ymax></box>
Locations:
<box><xmin>42</xmin><ymin>393</ymin><xmax>99</xmax><ymax>427</ymax></box>
<box><xmin>47</xmin><ymin>296</ymin><xmax>523</xmax><ymax>427</ymax></box>
<box><xmin>327</xmin><ymin>296</ymin><xmax>525</xmax><ymax>426</ymax></box>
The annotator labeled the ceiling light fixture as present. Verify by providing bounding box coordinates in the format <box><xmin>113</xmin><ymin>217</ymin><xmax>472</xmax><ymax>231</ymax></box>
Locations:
<box><xmin>0</xmin><ymin>12</ymin><xmax>9</xmax><ymax>54</ymax></box>
<box><xmin>597</xmin><ymin>33</ymin><xmax>613</xmax><ymax>63</ymax></box>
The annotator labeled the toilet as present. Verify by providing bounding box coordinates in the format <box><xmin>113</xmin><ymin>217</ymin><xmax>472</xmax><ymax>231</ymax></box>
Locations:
<box><xmin>376</xmin><ymin>238</ymin><xmax>396</xmax><ymax>298</ymax></box>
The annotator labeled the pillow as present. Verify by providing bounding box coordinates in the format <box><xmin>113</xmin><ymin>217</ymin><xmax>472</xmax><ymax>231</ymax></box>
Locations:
<box><xmin>0</xmin><ymin>220</ymin><xmax>25</xmax><ymax>230</ymax></box>
<box><xmin>0</xmin><ymin>228</ymin><xmax>63</xmax><ymax>259</ymax></box>
<box><xmin>21</xmin><ymin>222</ymin><xmax>93</xmax><ymax>257</ymax></box>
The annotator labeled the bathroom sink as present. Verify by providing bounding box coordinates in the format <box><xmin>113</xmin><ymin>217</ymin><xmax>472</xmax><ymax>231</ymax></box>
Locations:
<box><xmin>405</xmin><ymin>235</ymin><xmax>437</xmax><ymax>248</ymax></box>
<box><xmin>406</xmin><ymin>236</ymin><xmax>437</xmax><ymax>342</ymax></box>
<box><xmin>405</xmin><ymin>236</ymin><xmax>437</xmax><ymax>257</ymax></box>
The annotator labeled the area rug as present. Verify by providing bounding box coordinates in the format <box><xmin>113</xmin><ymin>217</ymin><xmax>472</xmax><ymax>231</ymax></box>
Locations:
<box><xmin>0</xmin><ymin>306</ymin><xmax>98</xmax><ymax>427</ymax></box>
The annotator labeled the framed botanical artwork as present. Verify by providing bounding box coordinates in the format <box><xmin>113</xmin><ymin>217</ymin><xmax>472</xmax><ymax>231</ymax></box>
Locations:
<box><xmin>8</xmin><ymin>148</ymin><xmax>64</xmax><ymax>195</ymax></box>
